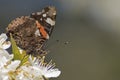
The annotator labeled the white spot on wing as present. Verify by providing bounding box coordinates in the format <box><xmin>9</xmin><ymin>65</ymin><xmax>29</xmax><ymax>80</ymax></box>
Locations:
<box><xmin>46</xmin><ymin>34</ymin><xmax>49</xmax><ymax>39</ymax></box>
<box><xmin>46</xmin><ymin>18</ymin><xmax>55</xmax><ymax>26</ymax></box>
<box><xmin>35</xmin><ymin>29</ymin><xmax>41</xmax><ymax>37</ymax></box>
<box><xmin>53</xmin><ymin>12</ymin><xmax>56</xmax><ymax>15</ymax></box>
<box><xmin>43</xmin><ymin>14</ymin><xmax>46</xmax><ymax>17</ymax></box>
<box><xmin>40</xmin><ymin>18</ymin><xmax>42</xmax><ymax>21</ymax></box>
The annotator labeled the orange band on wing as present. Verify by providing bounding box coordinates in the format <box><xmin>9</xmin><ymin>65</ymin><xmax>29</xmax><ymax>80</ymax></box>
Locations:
<box><xmin>36</xmin><ymin>21</ymin><xmax>48</xmax><ymax>39</ymax></box>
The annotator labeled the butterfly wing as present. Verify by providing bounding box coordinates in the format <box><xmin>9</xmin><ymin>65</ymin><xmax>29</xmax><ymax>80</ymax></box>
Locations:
<box><xmin>30</xmin><ymin>6</ymin><xmax>57</xmax><ymax>39</ymax></box>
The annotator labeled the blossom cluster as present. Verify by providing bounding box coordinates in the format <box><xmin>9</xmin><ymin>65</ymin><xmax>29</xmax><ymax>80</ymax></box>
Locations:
<box><xmin>0</xmin><ymin>33</ymin><xmax>61</xmax><ymax>80</ymax></box>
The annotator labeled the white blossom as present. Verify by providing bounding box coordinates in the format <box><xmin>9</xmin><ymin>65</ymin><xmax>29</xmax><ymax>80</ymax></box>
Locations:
<box><xmin>29</xmin><ymin>56</ymin><xmax>61</xmax><ymax>78</ymax></box>
<box><xmin>16</xmin><ymin>66</ymin><xmax>44</xmax><ymax>80</ymax></box>
<box><xmin>0</xmin><ymin>33</ymin><xmax>61</xmax><ymax>80</ymax></box>
<box><xmin>0</xmin><ymin>33</ymin><xmax>11</xmax><ymax>49</ymax></box>
<box><xmin>0</xmin><ymin>33</ymin><xmax>12</xmax><ymax>60</ymax></box>
<box><xmin>0</xmin><ymin>56</ymin><xmax>21</xmax><ymax>80</ymax></box>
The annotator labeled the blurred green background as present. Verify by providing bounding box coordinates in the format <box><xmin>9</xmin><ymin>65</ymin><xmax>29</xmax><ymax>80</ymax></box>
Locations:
<box><xmin>0</xmin><ymin>0</ymin><xmax>120</xmax><ymax>80</ymax></box>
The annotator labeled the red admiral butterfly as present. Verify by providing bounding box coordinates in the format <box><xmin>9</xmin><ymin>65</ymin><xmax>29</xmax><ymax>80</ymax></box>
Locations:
<box><xmin>6</xmin><ymin>6</ymin><xmax>56</xmax><ymax>56</ymax></box>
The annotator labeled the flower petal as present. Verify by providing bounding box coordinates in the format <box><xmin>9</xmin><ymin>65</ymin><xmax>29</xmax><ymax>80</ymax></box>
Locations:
<box><xmin>0</xmin><ymin>33</ymin><xmax>11</xmax><ymax>49</ymax></box>
<box><xmin>2</xmin><ymin>41</ymin><xmax>11</xmax><ymax>49</ymax></box>
<box><xmin>7</xmin><ymin>60</ymin><xmax>21</xmax><ymax>71</ymax></box>
<box><xmin>0</xmin><ymin>33</ymin><xmax>7</xmax><ymax>46</ymax></box>
<box><xmin>0</xmin><ymin>49</ymin><xmax>13</xmax><ymax>60</ymax></box>
<box><xmin>0</xmin><ymin>56</ymin><xmax>8</xmax><ymax>68</ymax></box>
<box><xmin>44</xmin><ymin>68</ymin><xmax>61</xmax><ymax>78</ymax></box>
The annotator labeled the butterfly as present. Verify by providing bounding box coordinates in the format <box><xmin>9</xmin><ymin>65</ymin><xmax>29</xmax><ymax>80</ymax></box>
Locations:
<box><xmin>6</xmin><ymin>6</ymin><xmax>56</xmax><ymax>56</ymax></box>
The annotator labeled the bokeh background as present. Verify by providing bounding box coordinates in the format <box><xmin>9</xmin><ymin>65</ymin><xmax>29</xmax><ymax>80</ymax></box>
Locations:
<box><xmin>0</xmin><ymin>0</ymin><xmax>120</xmax><ymax>80</ymax></box>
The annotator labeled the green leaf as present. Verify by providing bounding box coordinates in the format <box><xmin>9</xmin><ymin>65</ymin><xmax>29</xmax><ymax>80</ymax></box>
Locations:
<box><xmin>10</xmin><ymin>34</ymin><xmax>22</xmax><ymax>60</ymax></box>
<box><xmin>10</xmin><ymin>34</ymin><xmax>30</xmax><ymax>66</ymax></box>
<box><xmin>10</xmin><ymin>34</ymin><xmax>29</xmax><ymax>67</ymax></box>
<box><xmin>20</xmin><ymin>54</ymin><xmax>29</xmax><ymax>66</ymax></box>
